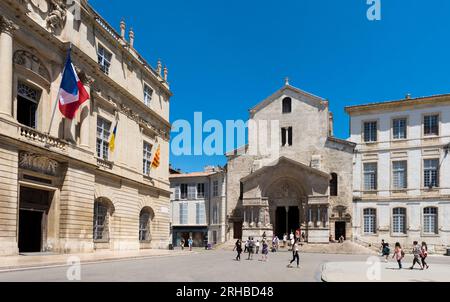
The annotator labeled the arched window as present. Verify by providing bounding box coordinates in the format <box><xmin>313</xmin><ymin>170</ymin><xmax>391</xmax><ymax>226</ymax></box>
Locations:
<box><xmin>392</xmin><ymin>208</ymin><xmax>407</xmax><ymax>234</ymax></box>
<box><xmin>423</xmin><ymin>207</ymin><xmax>438</xmax><ymax>234</ymax></box>
<box><xmin>282</xmin><ymin>97</ymin><xmax>292</xmax><ymax>114</ymax></box>
<box><xmin>363</xmin><ymin>208</ymin><xmax>377</xmax><ymax>234</ymax></box>
<box><xmin>330</xmin><ymin>173</ymin><xmax>338</xmax><ymax>196</ymax></box>
<box><xmin>139</xmin><ymin>207</ymin><xmax>153</xmax><ymax>242</ymax></box>
<box><xmin>93</xmin><ymin>198</ymin><xmax>113</xmax><ymax>241</ymax></box>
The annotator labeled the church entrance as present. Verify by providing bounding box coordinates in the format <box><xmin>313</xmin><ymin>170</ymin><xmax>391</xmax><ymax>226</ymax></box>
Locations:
<box><xmin>18</xmin><ymin>186</ymin><xmax>53</xmax><ymax>253</ymax></box>
<box><xmin>275</xmin><ymin>206</ymin><xmax>299</xmax><ymax>238</ymax></box>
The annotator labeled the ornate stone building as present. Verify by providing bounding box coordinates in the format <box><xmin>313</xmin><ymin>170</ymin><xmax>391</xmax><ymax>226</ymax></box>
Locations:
<box><xmin>0</xmin><ymin>0</ymin><xmax>172</xmax><ymax>255</ymax></box>
<box><xmin>226</xmin><ymin>82</ymin><xmax>355</xmax><ymax>243</ymax></box>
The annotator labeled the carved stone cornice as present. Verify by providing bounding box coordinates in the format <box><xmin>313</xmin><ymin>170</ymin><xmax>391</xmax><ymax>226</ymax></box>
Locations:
<box><xmin>0</xmin><ymin>15</ymin><xmax>19</xmax><ymax>35</ymax></box>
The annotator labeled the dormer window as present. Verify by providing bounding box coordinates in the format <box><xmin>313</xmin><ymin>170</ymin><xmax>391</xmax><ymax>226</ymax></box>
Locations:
<box><xmin>282</xmin><ymin>97</ymin><xmax>292</xmax><ymax>114</ymax></box>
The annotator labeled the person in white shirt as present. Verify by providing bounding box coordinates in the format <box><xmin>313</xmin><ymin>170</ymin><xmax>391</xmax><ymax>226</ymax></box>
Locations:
<box><xmin>255</xmin><ymin>240</ymin><xmax>260</xmax><ymax>254</ymax></box>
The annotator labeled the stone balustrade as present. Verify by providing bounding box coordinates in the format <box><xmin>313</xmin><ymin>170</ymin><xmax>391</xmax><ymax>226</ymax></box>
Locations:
<box><xmin>19</xmin><ymin>126</ymin><xmax>67</xmax><ymax>151</ymax></box>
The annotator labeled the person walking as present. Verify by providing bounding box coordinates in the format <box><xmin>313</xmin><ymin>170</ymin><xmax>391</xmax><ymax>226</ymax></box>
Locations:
<box><xmin>247</xmin><ymin>237</ymin><xmax>255</xmax><ymax>260</ymax></box>
<box><xmin>380</xmin><ymin>240</ymin><xmax>390</xmax><ymax>262</ymax></box>
<box><xmin>283</xmin><ymin>233</ymin><xmax>287</xmax><ymax>248</ymax></box>
<box><xmin>410</xmin><ymin>241</ymin><xmax>423</xmax><ymax>270</ymax></box>
<box><xmin>260</xmin><ymin>240</ymin><xmax>269</xmax><ymax>262</ymax></box>
<box><xmin>392</xmin><ymin>242</ymin><xmax>404</xmax><ymax>269</ymax></box>
<box><xmin>255</xmin><ymin>240</ymin><xmax>260</xmax><ymax>254</ymax></box>
<box><xmin>420</xmin><ymin>242</ymin><xmax>429</xmax><ymax>270</ymax></box>
<box><xmin>287</xmin><ymin>239</ymin><xmax>300</xmax><ymax>268</ymax></box>
<box><xmin>244</xmin><ymin>238</ymin><xmax>249</xmax><ymax>253</ymax></box>
<box><xmin>234</xmin><ymin>239</ymin><xmax>242</xmax><ymax>261</ymax></box>
<box><xmin>188</xmin><ymin>237</ymin><xmax>193</xmax><ymax>251</ymax></box>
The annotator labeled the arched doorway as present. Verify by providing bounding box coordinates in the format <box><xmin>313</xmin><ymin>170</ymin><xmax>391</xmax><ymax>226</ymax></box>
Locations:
<box><xmin>265</xmin><ymin>178</ymin><xmax>306</xmax><ymax>239</ymax></box>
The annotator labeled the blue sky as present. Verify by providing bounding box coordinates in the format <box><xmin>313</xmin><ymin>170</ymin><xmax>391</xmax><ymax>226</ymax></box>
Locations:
<box><xmin>90</xmin><ymin>0</ymin><xmax>450</xmax><ymax>172</ymax></box>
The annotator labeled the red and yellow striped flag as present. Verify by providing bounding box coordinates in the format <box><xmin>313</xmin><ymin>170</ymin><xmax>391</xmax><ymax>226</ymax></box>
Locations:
<box><xmin>151</xmin><ymin>145</ymin><xmax>161</xmax><ymax>169</ymax></box>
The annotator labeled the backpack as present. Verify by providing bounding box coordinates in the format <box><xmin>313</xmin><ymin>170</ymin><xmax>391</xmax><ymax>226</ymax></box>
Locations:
<box><xmin>401</xmin><ymin>250</ymin><xmax>405</xmax><ymax>258</ymax></box>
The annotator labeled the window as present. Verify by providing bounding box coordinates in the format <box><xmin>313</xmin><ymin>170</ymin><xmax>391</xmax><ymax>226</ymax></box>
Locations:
<box><xmin>330</xmin><ymin>173</ymin><xmax>338</xmax><ymax>196</ymax></box>
<box><xmin>393</xmin><ymin>208</ymin><xmax>407</xmax><ymax>234</ymax></box>
<box><xmin>196</xmin><ymin>202</ymin><xmax>206</xmax><ymax>224</ymax></box>
<box><xmin>188</xmin><ymin>184</ymin><xmax>196</xmax><ymax>199</ymax></box>
<box><xmin>17</xmin><ymin>83</ymin><xmax>40</xmax><ymax>128</ymax></box>
<box><xmin>364</xmin><ymin>121</ymin><xmax>377</xmax><ymax>142</ymax></box>
<box><xmin>363</xmin><ymin>208</ymin><xmax>377</xmax><ymax>234</ymax></box>
<box><xmin>179</xmin><ymin>203</ymin><xmax>188</xmax><ymax>224</ymax></box>
<box><xmin>282</xmin><ymin>97</ymin><xmax>292</xmax><ymax>114</ymax></box>
<box><xmin>423</xmin><ymin>207</ymin><xmax>438</xmax><ymax>234</ymax></box>
<box><xmin>180</xmin><ymin>184</ymin><xmax>188</xmax><ymax>200</ymax></box>
<box><xmin>197</xmin><ymin>183</ymin><xmax>205</xmax><ymax>199</ymax></box>
<box><xmin>97</xmin><ymin>45</ymin><xmax>112</xmax><ymax>75</ymax></box>
<box><xmin>144</xmin><ymin>85</ymin><xmax>153</xmax><ymax>106</ymax></box>
<box><xmin>143</xmin><ymin>142</ymin><xmax>152</xmax><ymax>175</ymax></box>
<box><xmin>392</xmin><ymin>161</ymin><xmax>407</xmax><ymax>189</ymax></box>
<box><xmin>393</xmin><ymin>118</ymin><xmax>407</xmax><ymax>140</ymax></box>
<box><xmin>424</xmin><ymin>115</ymin><xmax>439</xmax><ymax>136</ymax></box>
<box><xmin>363</xmin><ymin>163</ymin><xmax>377</xmax><ymax>191</ymax></box>
<box><xmin>424</xmin><ymin>159</ymin><xmax>439</xmax><ymax>188</ymax></box>
<box><xmin>174</xmin><ymin>185</ymin><xmax>180</xmax><ymax>200</ymax></box>
<box><xmin>93</xmin><ymin>200</ymin><xmax>109</xmax><ymax>241</ymax></box>
<box><xmin>212</xmin><ymin>203</ymin><xmax>219</xmax><ymax>224</ymax></box>
<box><xmin>213</xmin><ymin>180</ymin><xmax>219</xmax><ymax>197</ymax></box>
<box><xmin>281</xmin><ymin>127</ymin><xmax>293</xmax><ymax>147</ymax></box>
<box><xmin>139</xmin><ymin>209</ymin><xmax>151</xmax><ymax>242</ymax></box>
<box><xmin>96</xmin><ymin>118</ymin><xmax>111</xmax><ymax>160</ymax></box>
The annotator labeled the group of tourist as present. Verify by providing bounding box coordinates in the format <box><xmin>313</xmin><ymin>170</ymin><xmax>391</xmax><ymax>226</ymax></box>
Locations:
<box><xmin>233</xmin><ymin>231</ymin><xmax>304</xmax><ymax>268</ymax></box>
<box><xmin>381</xmin><ymin>239</ymin><xmax>430</xmax><ymax>270</ymax></box>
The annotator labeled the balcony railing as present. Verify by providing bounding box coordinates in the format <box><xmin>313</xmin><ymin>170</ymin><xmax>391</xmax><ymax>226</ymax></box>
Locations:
<box><xmin>97</xmin><ymin>157</ymin><xmax>114</xmax><ymax>170</ymax></box>
<box><xmin>19</xmin><ymin>126</ymin><xmax>67</xmax><ymax>151</ymax></box>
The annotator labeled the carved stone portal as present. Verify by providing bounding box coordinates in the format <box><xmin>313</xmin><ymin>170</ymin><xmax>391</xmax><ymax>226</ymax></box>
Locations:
<box><xmin>19</xmin><ymin>152</ymin><xmax>59</xmax><ymax>176</ymax></box>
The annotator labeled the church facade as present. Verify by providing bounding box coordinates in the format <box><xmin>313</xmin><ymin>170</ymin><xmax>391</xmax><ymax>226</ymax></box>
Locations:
<box><xmin>226</xmin><ymin>82</ymin><xmax>355</xmax><ymax>243</ymax></box>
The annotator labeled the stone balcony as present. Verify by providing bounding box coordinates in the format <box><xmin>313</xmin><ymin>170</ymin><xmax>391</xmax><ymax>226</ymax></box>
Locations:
<box><xmin>19</xmin><ymin>125</ymin><xmax>67</xmax><ymax>151</ymax></box>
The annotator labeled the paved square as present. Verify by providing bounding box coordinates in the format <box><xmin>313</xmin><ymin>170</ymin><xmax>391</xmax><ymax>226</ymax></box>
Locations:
<box><xmin>0</xmin><ymin>250</ymin><xmax>449</xmax><ymax>282</ymax></box>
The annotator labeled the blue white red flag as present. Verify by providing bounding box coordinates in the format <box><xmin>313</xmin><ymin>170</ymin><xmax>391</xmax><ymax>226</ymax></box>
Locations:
<box><xmin>58</xmin><ymin>50</ymin><xmax>89</xmax><ymax>119</ymax></box>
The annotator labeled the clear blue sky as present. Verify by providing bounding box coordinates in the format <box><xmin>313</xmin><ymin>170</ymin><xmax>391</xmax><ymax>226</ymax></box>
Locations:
<box><xmin>90</xmin><ymin>0</ymin><xmax>450</xmax><ymax>172</ymax></box>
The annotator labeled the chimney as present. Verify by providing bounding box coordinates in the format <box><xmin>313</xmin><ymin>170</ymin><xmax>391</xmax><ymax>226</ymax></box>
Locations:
<box><xmin>129</xmin><ymin>28</ymin><xmax>135</xmax><ymax>48</ymax></box>
<box><xmin>120</xmin><ymin>19</ymin><xmax>126</xmax><ymax>40</ymax></box>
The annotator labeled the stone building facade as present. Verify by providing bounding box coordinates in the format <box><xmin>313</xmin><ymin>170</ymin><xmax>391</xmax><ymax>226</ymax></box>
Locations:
<box><xmin>226</xmin><ymin>83</ymin><xmax>355</xmax><ymax>243</ymax></box>
<box><xmin>0</xmin><ymin>0</ymin><xmax>172</xmax><ymax>255</ymax></box>
<box><xmin>346</xmin><ymin>95</ymin><xmax>450</xmax><ymax>252</ymax></box>
<box><xmin>169</xmin><ymin>167</ymin><xmax>227</xmax><ymax>247</ymax></box>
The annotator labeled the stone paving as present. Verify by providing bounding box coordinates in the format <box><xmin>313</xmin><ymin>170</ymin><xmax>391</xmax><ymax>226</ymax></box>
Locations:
<box><xmin>0</xmin><ymin>249</ymin><xmax>448</xmax><ymax>282</ymax></box>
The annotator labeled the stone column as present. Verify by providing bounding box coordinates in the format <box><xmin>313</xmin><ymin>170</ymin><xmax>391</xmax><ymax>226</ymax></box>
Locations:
<box><xmin>285</xmin><ymin>206</ymin><xmax>289</xmax><ymax>235</ymax></box>
<box><xmin>79</xmin><ymin>75</ymin><xmax>93</xmax><ymax>147</ymax></box>
<box><xmin>0</xmin><ymin>16</ymin><xmax>18</xmax><ymax>117</ymax></box>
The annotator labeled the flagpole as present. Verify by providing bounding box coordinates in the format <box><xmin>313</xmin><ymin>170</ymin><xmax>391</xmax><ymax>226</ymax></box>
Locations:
<box><xmin>46</xmin><ymin>43</ymin><xmax>72</xmax><ymax>139</ymax></box>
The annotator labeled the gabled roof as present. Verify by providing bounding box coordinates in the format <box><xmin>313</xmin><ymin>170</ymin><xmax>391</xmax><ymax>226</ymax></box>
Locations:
<box><xmin>249</xmin><ymin>84</ymin><xmax>326</xmax><ymax>115</ymax></box>
<box><xmin>241</xmin><ymin>156</ymin><xmax>330</xmax><ymax>183</ymax></box>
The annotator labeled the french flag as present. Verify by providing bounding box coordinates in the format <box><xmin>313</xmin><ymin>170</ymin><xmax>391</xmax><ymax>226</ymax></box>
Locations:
<box><xmin>58</xmin><ymin>51</ymin><xmax>89</xmax><ymax>120</ymax></box>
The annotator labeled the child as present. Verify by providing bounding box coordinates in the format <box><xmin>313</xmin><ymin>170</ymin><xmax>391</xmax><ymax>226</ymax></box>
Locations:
<box><xmin>392</xmin><ymin>242</ymin><xmax>404</xmax><ymax>269</ymax></box>
<box><xmin>420</xmin><ymin>242</ymin><xmax>429</xmax><ymax>270</ymax></box>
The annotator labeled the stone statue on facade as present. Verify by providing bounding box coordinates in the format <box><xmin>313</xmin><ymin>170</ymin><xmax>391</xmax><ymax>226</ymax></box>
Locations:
<box><xmin>46</xmin><ymin>0</ymin><xmax>66</xmax><ymax>31</ymax></box>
